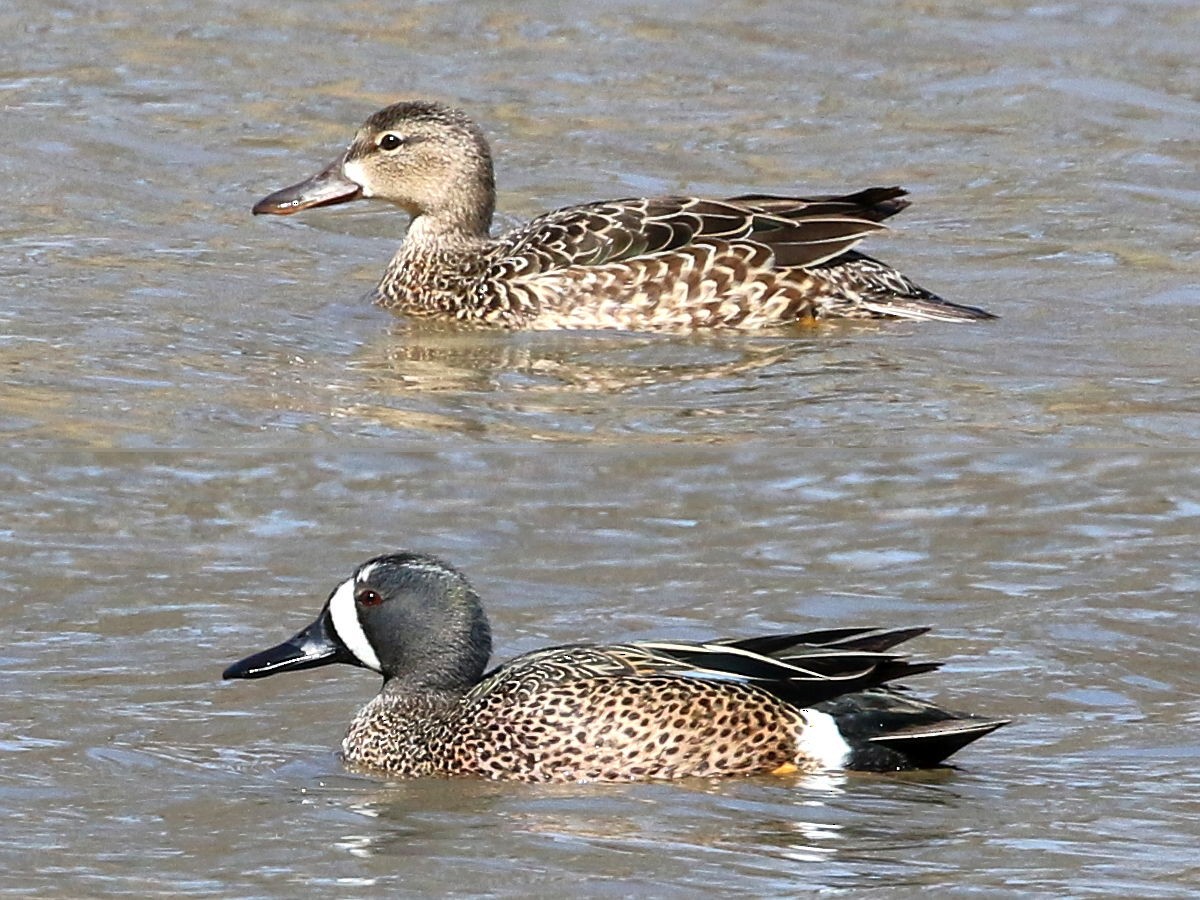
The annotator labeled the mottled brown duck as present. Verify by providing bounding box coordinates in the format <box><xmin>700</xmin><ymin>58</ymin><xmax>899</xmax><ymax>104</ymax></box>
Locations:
<box><xmin>253</xmin><ymin>101</ymin><xmax>995</xmax><ymax>330</ymax></box>
<box><xmin>223</xmin><ymin>552</ymin><xmax>1007</xmax><ymax>782</ymax></box>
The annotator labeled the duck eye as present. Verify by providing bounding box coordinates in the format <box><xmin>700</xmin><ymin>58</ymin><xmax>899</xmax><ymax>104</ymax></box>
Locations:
<box><xmin>378</xmin><ymin>133</ymin><xmax>405</xmax><ymax>151</ymax></box>
<box><xmin>356</xmin><ymin>588</ymin><xmax>384</xmax><ymax>607</ymax></box>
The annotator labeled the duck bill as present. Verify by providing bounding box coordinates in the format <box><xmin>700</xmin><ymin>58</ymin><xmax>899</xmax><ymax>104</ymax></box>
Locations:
<box><xmin>223</xmin><ymin>607</ymin><xmax>355</xmax><ymax>679</ymax></box>
<box><xmin>252</xmin><ymin>158</ymin><xmax>363</xmax><ymax>216</ymax></box>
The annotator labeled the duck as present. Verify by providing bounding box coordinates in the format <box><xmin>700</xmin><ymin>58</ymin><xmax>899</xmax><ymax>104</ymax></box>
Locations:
<box><xmin>252</xmin><ymin>101</ymin><xmax>996</xmax><ymax>330</ymax></box>
<box><xmin>223</xmin><ymin>552</ymin><xmax>1007</xmax><ymax>782</ymax></box>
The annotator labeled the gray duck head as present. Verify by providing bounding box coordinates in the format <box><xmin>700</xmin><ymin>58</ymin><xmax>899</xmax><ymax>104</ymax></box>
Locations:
<box><xmin>223</xmin><ymin>552</ymin><xmax>493</xmax><ymax>693</ymax></box>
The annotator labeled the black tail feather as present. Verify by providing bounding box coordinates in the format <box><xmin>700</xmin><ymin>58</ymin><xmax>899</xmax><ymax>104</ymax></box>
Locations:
<box><xmin>818</xmin><ymin>686</ymin><xmax>1008</xmax><ymax>770</ymax></box>
<box><xmin>866</xmin><ymin>718</ymin><xmax>1010</xmax><ymax>768</ymax></box>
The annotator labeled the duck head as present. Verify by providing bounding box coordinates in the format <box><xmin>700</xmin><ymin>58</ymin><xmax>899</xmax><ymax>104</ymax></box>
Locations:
<box><xmin>223</xmin><ymin>552</ymin><xmax>493</xmax><ymax>692</ymax></box>
<box><xmin>252</xmin><ymin>101</ymin><xmax>496</xmax><ymax>238</ymax></box>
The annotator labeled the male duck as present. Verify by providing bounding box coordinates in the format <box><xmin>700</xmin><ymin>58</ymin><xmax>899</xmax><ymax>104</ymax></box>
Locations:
<box><xmin>253</xmin><ymin>101</ymin><xmax>995</xmax><ymax>330</ymax></box>
<box><xmin>223</xmin><ymin>552</ymin><xmax>1007</xmax><ymax>781</ymax></box>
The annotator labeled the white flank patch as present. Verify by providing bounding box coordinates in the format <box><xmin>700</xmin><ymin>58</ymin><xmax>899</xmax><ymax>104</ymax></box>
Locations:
<box><xmin>327</xmin><ymin>576</ymin><xmax>382</xmax><ymax>672</ymax></box>
<box><xmin>341</xmin><ymin>158</ymin><xmax>372</xmax><ymax>197</ymax></box>
<box><xmin>795</xmin><ymin>709</ymin><xmax>851</xmax><ymax>769</ymax></box>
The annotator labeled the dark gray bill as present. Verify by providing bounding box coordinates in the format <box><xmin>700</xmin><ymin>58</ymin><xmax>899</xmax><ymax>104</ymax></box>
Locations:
<box><xmin>223</xmin><ymin>607</ymin><xmax>355</xmax><ymax>679</ymax></box>
<box><xmin>252</xmin><ymin>158</ymin><xmax>362</xmax><ymax>216</ymax></box>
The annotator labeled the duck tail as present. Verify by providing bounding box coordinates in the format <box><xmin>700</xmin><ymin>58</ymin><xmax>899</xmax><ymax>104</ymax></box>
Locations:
<box><xmin>862</xmin><ymin>716</ymin><xmax>1009</xmax><ymax>768</ymax></box>
<box><xmin>818</xmin><ymin>688</ymin><xmax>1009</xmax><ymax>770</ymax></box>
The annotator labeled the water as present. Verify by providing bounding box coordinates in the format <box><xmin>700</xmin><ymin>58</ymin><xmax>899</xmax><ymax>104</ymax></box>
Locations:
<box><xmin>3</xmin><ymin>0</ymin><xmax>1199</xmax><ymax>895</ymax></box>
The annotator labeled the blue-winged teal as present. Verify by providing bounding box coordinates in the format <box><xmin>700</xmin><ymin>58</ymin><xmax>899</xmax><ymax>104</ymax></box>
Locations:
<box><xmin>223</xmin><ymin>553</ymin><xmax>1006</xmax><ymax>781</ymax></box>
<box><xmin>252</xmin><ymin>101</ymin><xmax>995</xmax><ymax>330</ymax></box>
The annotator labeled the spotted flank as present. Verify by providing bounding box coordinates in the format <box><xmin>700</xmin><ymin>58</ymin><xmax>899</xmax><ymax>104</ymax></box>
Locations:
<box><xmin>252</xmin><ymin>101</ymin><xmax>996</xmax><ymax>330</ymax></box>
<box><xmin>223</xmin><ymin>553</ymin><xmax>1007</xmax><ymax>783</ymax></box>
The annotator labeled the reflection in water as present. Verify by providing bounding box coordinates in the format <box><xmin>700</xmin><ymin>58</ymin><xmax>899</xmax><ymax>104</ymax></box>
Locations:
<box><xmin>333</xmin><ymin>773</ymin><xmax>853</xmax><ymax>869</ymax></box>
<box><xmin>328</xmin><ymin>322</ymin><xmax>912</xmax><ymax>440</ymax></box>
<box><xmin>322</xmin><ymin>767</ymin><xmax>1007</xmax><ymax>890</ymax></box>
<box><xmin>334</xmin><ymin>830</ymin><xmax>378</xmax><ymax>862</ymax></box>
<box><xmin>331</xmin><ymin>770</ymin><xmax>856</xmax><ymax>860</ymax></box>
<box><xmin>362</xmin><ymin>325</ymin><xmax>809</xmax><ymax>395</ymax></box>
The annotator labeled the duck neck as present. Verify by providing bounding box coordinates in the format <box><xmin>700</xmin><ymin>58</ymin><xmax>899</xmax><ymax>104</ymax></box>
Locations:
<box><xmin>405</xmin><ymin>209</ymin><xmax>493</xmax><ymax>249</ymax></box>
<box><xmin>375</xmin><ymin>213</ymin><xmax>499</xmax><ymax>318</ymax></box>
<box><xmin>341</xmin><ymin>681</ymin><xmax>466</xmax><ymax>775</ymax></box>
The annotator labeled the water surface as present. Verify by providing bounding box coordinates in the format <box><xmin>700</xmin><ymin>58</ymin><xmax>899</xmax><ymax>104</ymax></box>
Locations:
<box><xmin>2</xmin><ymin>0</ymin><xmax>1198</xmax><ymax>895</ymax></box>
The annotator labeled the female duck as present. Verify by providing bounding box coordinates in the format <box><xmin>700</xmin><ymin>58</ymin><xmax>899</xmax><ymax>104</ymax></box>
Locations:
<box><xmin>253</xmin><ymin>101</ymin><xmax>995</xmax><ymax>330</ymax></box>
<box><xmin>223</xmin><ymin>552</ymin><xmax>1006</xmax><ymax>782</ymax></box>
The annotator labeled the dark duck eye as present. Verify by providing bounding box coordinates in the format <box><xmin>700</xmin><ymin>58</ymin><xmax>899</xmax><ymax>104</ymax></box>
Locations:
<box><xmin>356</xmin><ymin>588</ymin><xmax>384</xmax><ymax>607</ymax></box>
<box><xmin>378</xmin><ymin>133</ymin><xmax>404</xmax><ymax>151</ymax></box>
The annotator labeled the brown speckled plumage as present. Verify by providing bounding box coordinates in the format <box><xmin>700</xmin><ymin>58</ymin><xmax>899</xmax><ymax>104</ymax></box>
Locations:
<box><xmin>223</xmin><ymin>553</ymin><xmax>1007</xmax><ymax>782</ymax></box>
<box><xmin>253</xmin><ymin>101</ymin><xmax>996</xmax><ymax>330</ymax></box>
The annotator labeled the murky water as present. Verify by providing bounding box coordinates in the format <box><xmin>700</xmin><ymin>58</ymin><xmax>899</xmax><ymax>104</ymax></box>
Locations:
<box><xmin>3</xmin><ymin>0</ymin><xmax>1199</xmax><ymax>895</ymax></box>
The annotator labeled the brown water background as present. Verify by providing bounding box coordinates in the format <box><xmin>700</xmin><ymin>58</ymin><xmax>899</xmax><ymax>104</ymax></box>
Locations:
<box><xmin>2</xmin><ymin>0</ymin><xmax>1198</xmax><ymax>895</ymax></box>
